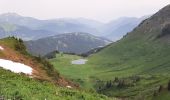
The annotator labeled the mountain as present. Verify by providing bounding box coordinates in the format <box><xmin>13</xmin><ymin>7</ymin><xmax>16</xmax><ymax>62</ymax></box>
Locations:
<box><xmin>0</xmin><ymin>37</ymin><xmax>109</xmax><ymax>99</ymax></box>
<box><xmin>103</xmin><ymin>16</ymin><xmax>148</xmax><ymax>40</ymax></box>
<box><xmin>49</xmin><ymin>4</ymin><xmax>170</xmax><ymax>99</ymax></box>
<box><xmin>0</xmin><ymin>13</ymin><xmax>102</xmax><ymax>38</ymax></box>
<box><xmin>38</xmin><ymin>18</ymin><xmax>102</xmax><ymax>36</ymax></box>
<box><xmin>25</xmin><ymin>32</ymin><xmax>111</xmax><ymax>56</ymax></box>
<box><xmin>0</xmin><ymin>22</ymin><xmax>56</xmax><ymax>40</ymax></box>
<box><xmin>75</xmin><ymin>18</ymin><xmax>104</xmax><ymax>28</ymax></box>
<box><xmin>0</xmin><ymin>13</ymin><xmax>43</xmax><ymax>29</ymax></box>
<box><xmin>0</xmin><ymin>13</ymin><xmax>145</xmax><ymax>41</ymax></box>
<box><xmin>0</xmin><ymin>13</ymin><xmax>103</xmax><ymax>32</ymax></box>
<box><xmin>0</xmin><ymin>13</ymin><xmax>59</xmax><ymax>40</ymax></box>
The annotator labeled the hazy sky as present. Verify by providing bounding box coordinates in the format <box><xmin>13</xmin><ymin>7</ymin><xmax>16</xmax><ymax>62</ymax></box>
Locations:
<box><xmin>0</xmin><ymin>0</ymin><xmax>170</xmax><ymax>22</ymax></box>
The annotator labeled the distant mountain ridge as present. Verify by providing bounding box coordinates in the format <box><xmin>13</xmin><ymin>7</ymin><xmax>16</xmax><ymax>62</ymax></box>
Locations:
<box><xmin>25</xmin><ymin>32</ymin><xmax>111</xmax><ymax>56</ymax></box>
<box><xmin>103</xmin><ymin>16</ymin><xmax>149</xmax><ymax>40</ymax></box>
<box><xmin>0</xmin><ymin>22</ymin><xmax>56</xmax><ymax>40</ymax></box>
<box><xmin>0</xmin><ymin>13</ymin><xmax>147</xmax><ymax>41</ymax></box>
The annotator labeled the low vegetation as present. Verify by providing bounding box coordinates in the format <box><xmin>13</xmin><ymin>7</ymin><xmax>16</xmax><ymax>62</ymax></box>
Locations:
<box><xmin>0</xmin><ymin>68</ymin><xmax>110</xmax><ymax>100</ymax></box>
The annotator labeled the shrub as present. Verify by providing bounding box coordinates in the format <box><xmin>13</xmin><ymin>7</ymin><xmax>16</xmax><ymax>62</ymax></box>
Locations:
<box><xmin>34</xmin><ymin>56</ymin><xmax>60</xmax><ymax>80</ymax></box>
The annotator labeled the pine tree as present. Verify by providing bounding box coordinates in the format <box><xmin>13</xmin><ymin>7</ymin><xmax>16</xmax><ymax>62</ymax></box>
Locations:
<box><xmin>158</xmin><ymin>85</ymin><xmax>163</xmax><ymax>92</ymax></box>
<box><xmin>168</xmin><ymin>80</ymin><xmax>170</xmax><ymax>91</ymax></box>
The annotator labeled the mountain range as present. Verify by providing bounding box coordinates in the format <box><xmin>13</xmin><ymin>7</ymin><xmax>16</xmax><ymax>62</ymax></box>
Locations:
<box><xmin>103</xmin><ymin>16</ymin><xmax>149</xmax><ymax>40</ymax></box>
<box><xmin>0</xmin><ymin>13</ymin><xmax>147</xmax><ymax>41</ymax></box>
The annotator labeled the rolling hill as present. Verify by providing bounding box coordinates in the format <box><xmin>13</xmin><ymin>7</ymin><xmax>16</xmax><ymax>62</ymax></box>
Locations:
<box><xmin>25</xmin><ymin>32</ymin><xmax>111</xmax><ymax>56</ymax></box>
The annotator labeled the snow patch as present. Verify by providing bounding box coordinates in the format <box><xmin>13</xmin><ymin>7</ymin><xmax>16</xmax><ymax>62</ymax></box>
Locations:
<box><xmin>0</xmin><ymin>46</ymin><xmax>4</xmax><ymax>50</ymax></box>
<box><xmin>0</xmin><ymin>59</ymin><xmax>32</xmax><ymax>75</ymax></box>
<box><xmin>66</xmin><ymin>85</ymin><xmax>72</xmax><ymax>88</ymax></box>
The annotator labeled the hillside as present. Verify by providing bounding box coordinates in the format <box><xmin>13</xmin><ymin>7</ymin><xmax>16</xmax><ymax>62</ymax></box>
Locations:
<box><xmin>49</xmin><ymin>4</ymin><xmax>170</xmax><ymax>99</ymax></box>
<box><xmin>0</xmin><ymin>37</ymin><xmax>77</xmax><ymax>87</ymax></box>
<box><xmin>89</xmin><ymin>4</ymin><xmax>170</xmax><ymax>75</ymax></box>
<box><xmin>0</xmin><ymin>68</ymin><xmax>109</xmax><ymax>100</ymax></box>
<box><xmin>88</xmin><ymin>4</ymin><xmax>170</xmax><ymax>98</ymax></box>
<box><xmin>0</xmin><ymin>37</ymin><xmax>111</xmax><ymax>100</ymax></box>
<box><xmin>25</xmin><ymin>32</ymin><xmax>111</xmax><ymax>56</ymax></box>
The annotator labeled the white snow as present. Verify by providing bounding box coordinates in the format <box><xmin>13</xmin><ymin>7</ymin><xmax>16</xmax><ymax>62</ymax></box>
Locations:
<box><xmin>71</xmin><ymin>59</ymin><xmax>88</xmax><ymax>65</ymax></box>
<box><xmin>0</xmin><ymin>46</ymin><xmax>4</xmax><ymax>50</ymax></box>
<box><xmin>0</xmin><ymin>59</ymin><xmax>32</xmax><ymax>75</ymax></box>
<box><xmin>66</xmin><ymin>85</ymin><xmax>72</xmax><ymax>88</ymax></box>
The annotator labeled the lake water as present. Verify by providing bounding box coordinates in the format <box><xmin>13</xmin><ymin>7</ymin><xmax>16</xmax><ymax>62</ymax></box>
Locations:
<box><xmin>71</xmin><ymin>59</ymin><xmax>88</xmax><ymax>65</ymax></box>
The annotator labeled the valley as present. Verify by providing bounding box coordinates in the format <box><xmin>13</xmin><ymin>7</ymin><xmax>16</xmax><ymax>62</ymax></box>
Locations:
<box><xmin>0</xmin><ymin>2</ymin><xmax>170</xmax><ymax>100</ymax></box>
<box><xmin>48</xmin><ymin>4</ymin><xmax>170</xmax><ymax>99</ymax></box>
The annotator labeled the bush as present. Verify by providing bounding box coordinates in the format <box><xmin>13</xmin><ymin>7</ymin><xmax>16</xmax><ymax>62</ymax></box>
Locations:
<box><xmin>34</xmin><ymin>56</ymin><xmax>60</xmax><ymax>80</ymax></box>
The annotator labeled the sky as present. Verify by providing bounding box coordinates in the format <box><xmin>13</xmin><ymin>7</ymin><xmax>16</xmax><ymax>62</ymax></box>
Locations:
<box><xmin>0</xmin><ymin>0</ymin><xmax>169</xmax><ymax>22</ymax></box>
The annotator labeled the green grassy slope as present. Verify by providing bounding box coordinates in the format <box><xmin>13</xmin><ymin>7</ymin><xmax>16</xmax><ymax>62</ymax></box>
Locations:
<box><xmin>87</xmin><ymin>37</ymin><xmax>170</xmax><ymax>98</ymax></box>
<box><xmin>50</xmin><ymin>48</ymin><xmax>170</xmax><ymax>99</ymax></box>
<box><xmin>50</xmin><ymin>54</ymin><xmax>97</xmax><ymax>88</ymax></box>
<box><xmin>84</xmin><ymin>5</ymin><xmax>170</xmax><ymax>99</ymax></box>
<box><xmin>0</xmin><ymin>68</ymin><xmax>109</xmax><ymax>100</ymax></box>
